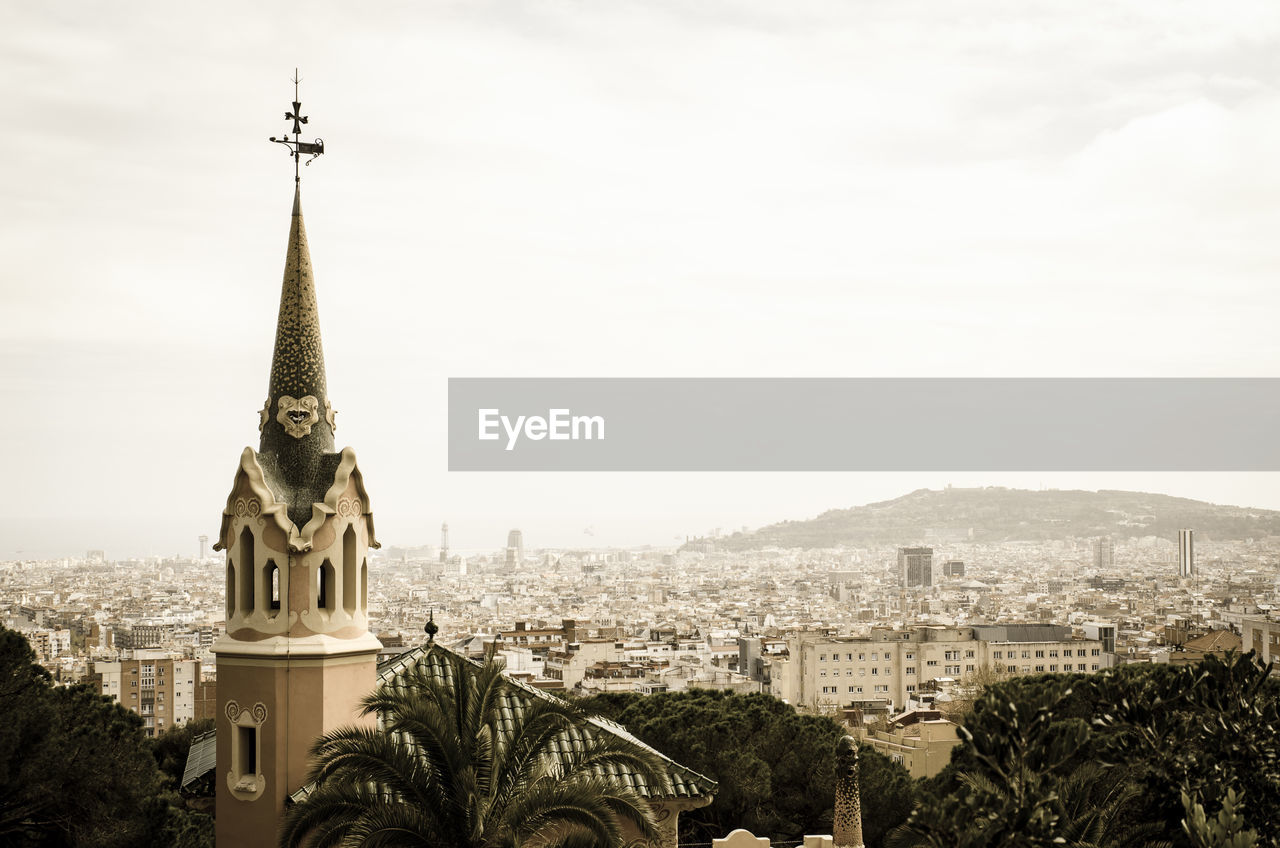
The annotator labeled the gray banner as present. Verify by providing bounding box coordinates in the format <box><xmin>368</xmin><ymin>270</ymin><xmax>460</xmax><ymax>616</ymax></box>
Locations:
<box><xmin>447</xmin><ymin>378</ymin><xmax>1280</xmax><ymax>471</ymax></box>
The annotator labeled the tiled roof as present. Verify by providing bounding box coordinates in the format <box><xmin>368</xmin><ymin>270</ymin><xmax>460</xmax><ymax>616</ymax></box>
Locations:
<box><xmin>1184</xmin><ymin>629</ymin><xmax>1243</xmax><ymax>653</ymax></box>
<box><xmin>288</xmin><ymin>643</ymin><xmax>717</xmax><ymax>804</ymax></box>
<box><xmin>181</xmin><ymin>731</ymin><xmax>217</xmax><ymax>792</ymax></box>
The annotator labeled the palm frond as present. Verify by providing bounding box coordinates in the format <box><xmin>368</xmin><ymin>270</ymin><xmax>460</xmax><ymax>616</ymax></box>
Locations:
<box><xmin>287</xmin><ymin>646</ymin><xmax>662</xmax><ymax>848</ymax></box>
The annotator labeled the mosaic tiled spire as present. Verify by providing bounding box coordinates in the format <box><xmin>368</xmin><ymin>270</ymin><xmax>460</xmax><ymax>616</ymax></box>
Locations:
<box><xmin>257</xmin><ymin>187</ymin><xmax>338</xmax><ymax>521</ymax></box>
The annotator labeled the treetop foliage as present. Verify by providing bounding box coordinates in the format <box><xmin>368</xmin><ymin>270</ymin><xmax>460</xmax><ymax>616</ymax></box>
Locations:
<box><xmin>578</xmin><ymin>688</ymin><xmax>914</xmax><ymax>847</ymax></box>
<box><xmin>0</xmin><ymin>625</ymin><xmax>212</xmax><ymax>848</ymax></box>
<box><xmin>893</xmin><ymin>651</ymin><xmax>1280</xmax><ymax>848</ymax></box>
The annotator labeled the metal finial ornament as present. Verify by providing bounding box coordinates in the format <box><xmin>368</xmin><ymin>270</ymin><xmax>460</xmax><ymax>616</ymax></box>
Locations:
<box><xmin>424</xmin><ymin>609</ymin><xmax>439</xmax><ymax>644</ymax></box>
<box><xmin>268</xmin><ymin>69</ymin><xmax>325</xmax><ymax>183</ymax></box>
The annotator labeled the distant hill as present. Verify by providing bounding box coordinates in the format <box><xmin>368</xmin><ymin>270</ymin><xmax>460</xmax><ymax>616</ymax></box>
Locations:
<box><xmin>709</xmin><ymin>488</ymin><xmax>1280</xmax><ymax>550</ymax></box>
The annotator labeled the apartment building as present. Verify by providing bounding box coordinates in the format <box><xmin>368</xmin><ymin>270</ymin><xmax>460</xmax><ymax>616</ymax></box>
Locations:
<box><xmin>93</xmin><ymin>653</ymin><xmax>215</xmax><ymax>736</ymax></box>
<box><xmin>859</xmin><ymin>712</ymin><xmax>960</xmax><ymax>779</ymax></box>
<box><xmin>22</xmin><ymin>627</ymin><xmax>72</xmax><ymax>662</ymax></box>
<box><xmin>543</xmin><ymin>639</ymin><xmax>625</xmax><ymax>689</ymax></box>
<box><xmin>495</xmin><ymin>619</ymin><xmax>621</xmax><ymax>659</ymax></box>
<box><xmin>771</xmin><ymin>624</ymin><xmax>1106</xmax><ymax>710</ymax></box>
<box><xmin>580</xmin><ymin>660</ymin><xmax>650</xmax><ymax>694</ymax></box>
<box><xmin>1242</xmin><ymin>616</ymin><xmax>1280</xmax><ymax>665</ymax></box>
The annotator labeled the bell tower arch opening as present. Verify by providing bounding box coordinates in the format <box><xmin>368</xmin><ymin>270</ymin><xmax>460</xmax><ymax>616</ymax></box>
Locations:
<box><xmin>226</xmin><ymin>560</ymin><xmax>236</xmax><ymax>619</ymax></box>
<box><xmin>342</xmin><ymin>525</ymin><xmax>357</xmax><ymax>615</ymax></box>
<box><xmin>318</xmin><ymin>559</ymin><xmax>336</xmax><ymax>613</ymax></box>
<box><xmin>239</xmin><ymin>526</ymin><xmax>256</xmax><ymax>616</ymax></box>
<box><xmin>267</xmin><ymin>560</ymin><xmax>281</xmax><ymax>615</ymax></box>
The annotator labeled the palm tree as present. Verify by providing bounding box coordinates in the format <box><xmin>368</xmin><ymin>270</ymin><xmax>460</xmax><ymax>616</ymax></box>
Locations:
<box><xmin>280</xmin><ymin>647</ymin><xmax>668</xmax><ymax>848</ymax></box>
<box><xmin>1051</xmin><ymin>763</ymin><xmax>1170</xmax><ymax>848</ymax></box>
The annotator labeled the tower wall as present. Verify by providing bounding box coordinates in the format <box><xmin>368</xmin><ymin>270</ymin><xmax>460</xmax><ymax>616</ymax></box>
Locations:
<box><xmin>214</xmin><ymin>653</ymin><xmax>376</xmax><ymax>846</ymax></box>
<box><xmin>213</xmin><ymin>456</ymin><xmax>381</xmax><ymax>847</ymax></box>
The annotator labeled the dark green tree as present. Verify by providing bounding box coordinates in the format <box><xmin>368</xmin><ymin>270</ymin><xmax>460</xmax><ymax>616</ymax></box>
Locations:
<box><xmin>888</xmin><ymin>678</ymin><xmax>1096</xmax><ymax>848</ymax></box>
<box><xmin>280</xmin><ymin>648</ymin><xmax>668</xmax><ymax>848</ymax></box>
<box><xmin>891</xmin><ymin>653</ymin><xmax>1280</xmax><ymax>848</ymax></box>
<box><xmin>0</xmin><ymin>625</ymin><xmax>209</xmax><ymax>847</ymax></box>
<box><xmin>149</xmin><ymin>718</ymin><xmax>217</xmax><ymax>848</ymax></box>
<box><xmin>1094</xmin><ymin>651</ymin><xmax>1280</xmax><ymax>846</ymax></box>
<box><xmin>578</xmin><ymin>689</ymin><xmax>914</xmax><ymax>847</ymax></box>
<box><xmin>0</xmin><ymin>626</ymin><xmax>56</xmax><ymax>842</ymax></box>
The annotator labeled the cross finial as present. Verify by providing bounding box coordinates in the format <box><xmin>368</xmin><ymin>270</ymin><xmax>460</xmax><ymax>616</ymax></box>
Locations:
<box><xmin>269</xmin><ymin>69</ymin><xmax>325</xmax><ymax>184</ymax></box>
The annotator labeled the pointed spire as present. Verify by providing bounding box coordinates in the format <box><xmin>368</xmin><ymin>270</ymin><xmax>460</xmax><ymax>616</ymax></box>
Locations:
<box><xmin>834</xmin><ymin>736</ymin><xmax>866</xmax><ymax>848</ymax></box>
<box><xmin>257</xmin><ymin>187</ymin><xmax>337</xmax><ymax>521</ymax></box>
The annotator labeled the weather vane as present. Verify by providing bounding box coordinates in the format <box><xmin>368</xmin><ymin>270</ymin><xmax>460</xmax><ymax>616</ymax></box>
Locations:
<box><xmin>269</xmin><ymin>69</ymin><xmax>325</xmax><ymax>183</ymax></box>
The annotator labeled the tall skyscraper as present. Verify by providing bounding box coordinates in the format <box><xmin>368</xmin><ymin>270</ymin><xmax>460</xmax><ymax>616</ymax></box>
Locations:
<box><xmin>1092</xmin><ymin>536</ymin><xmax>1114</xmax><ymax>570</ymax></box>
<box><xmin>440</xmin><ymin>522</ymin><xmax>449</xmax><ymax>563</ymax></box>
<box><xmin>211</xmin><ymin>94</ymin><xmax>381</xmax><ymax>847</ymax></box>
<box><xmin>899</xmin><ymin>547</ymin><xmax>934</xmax><ymax>587</ymax></box>
<box><xmin>506</xmin><ymin>528</ymin><xmax>525</xmax><ymax>567</ymax></box>
<box><xmin>1178</xmin><ymin>529</ymin><xmax>1195</xmax><ymax>577</ymax></box>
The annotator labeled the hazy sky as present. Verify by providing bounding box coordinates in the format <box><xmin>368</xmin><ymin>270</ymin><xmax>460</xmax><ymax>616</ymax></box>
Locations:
<box><xmin>4</xmin><ymin>1</ymin><xmax>1280</xmax><ymax>559</ymax></box>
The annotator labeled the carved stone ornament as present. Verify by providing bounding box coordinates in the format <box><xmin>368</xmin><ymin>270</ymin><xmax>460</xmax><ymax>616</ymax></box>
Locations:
<box><xmin>258</xmin><ymin>400</ymin><xmax>270</xmax><ymax>432</ymax></box>
<box><xmin>225</xmin><ymin>699</ymin><xmax>269</xmax><ymax>725</ymax></box>
<box><xmin>277</xmin><ymin>394</ymin><xmax>320</xmax><ymax>438</ymax></box>
<box><xmin>325</xmin><ymin>400</ymin><xmax>337</xmax><ymax>432</ymax></box>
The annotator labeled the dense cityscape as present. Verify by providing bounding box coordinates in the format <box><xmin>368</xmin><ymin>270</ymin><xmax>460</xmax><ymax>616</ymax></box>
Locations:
<box><xmin>8</xmin><ymin>505</ymin><xmax>1279</xmax><ymax>766</ymax></box>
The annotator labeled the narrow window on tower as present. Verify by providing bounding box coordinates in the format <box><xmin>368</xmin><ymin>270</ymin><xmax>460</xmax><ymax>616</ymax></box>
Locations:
<box><xmin>318</xmin><ymin>559</ymin><xmax>335</xmax><ymax>612</ymax></box>
<box><xmin>268</xmin><ymin>561</ymin><xmax>280</xmax><ymax>614</ymax></box>
<box><xmin>226</xmin><ymin>559</ymin><xmax>236</xmax><ymax>618</ymax></box>
<box><xmin>234</xmin><ymin>724</ymin><xmax>258</xmax><ymax>792</ymax></box>
<box><xmin>240</xmin><ymin>726</ymin><xmax>256</xmax><ymax>774</ymax></box>
<box><xmin>361</xmin><ymin>559</ymin><xmax>368</xmax><ymax>612</ymax></box>
<box><xmin>342</xmin><ymin>525</ymin><xmax>357</xmax><ymax>615</ymax></box>
<box><xmin>239</xmin><ymin>527</ymin><xmax>255</xmax><ymax>614</ymax></box>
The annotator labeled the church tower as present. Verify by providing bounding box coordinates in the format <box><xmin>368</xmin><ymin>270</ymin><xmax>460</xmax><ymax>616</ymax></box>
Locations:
<box><xmin>212</xmin><ymin>83</ymin><xmax>381</xmax><ymax>847</ymax></box>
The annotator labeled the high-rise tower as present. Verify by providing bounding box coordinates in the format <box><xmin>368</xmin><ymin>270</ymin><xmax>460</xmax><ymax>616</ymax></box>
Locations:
<box><xmin>506</xmin><ymin>528</ymin><xmax>524</xmax><ymax>567</ymax></box>
<box><xmin>1178</xmin><ymin>529</ymin><xmax>1195</xmax><ymax>578</ymax></box>
<box><xmin>1093</xmin><ymin>536</ymin><xmax>1114</xmax><ymax>570</ymax></box>
<box><xmin>899</xmin><ymin>546</ymin><xmax>933</xmax><ymax>587</ymax></box>
<box><xmin>211</xmin><ymin>84</ymin><xmax>380</xmax><ymax>847</ymax></box>
<box><xmin>440</xmin><ymin>521</ymin><xmax>449</xmax><ymax>563</ymax></box>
